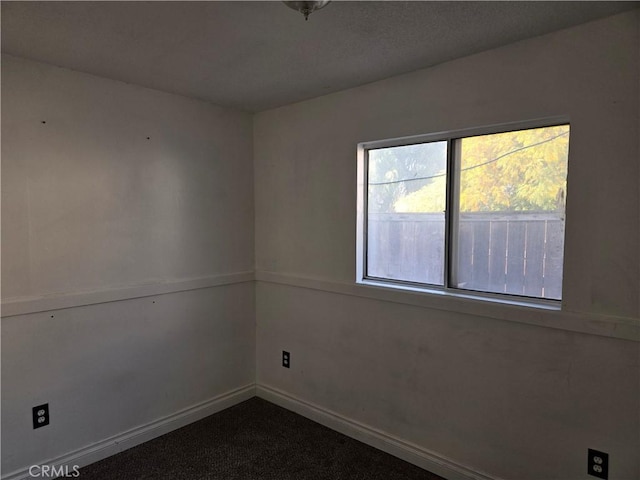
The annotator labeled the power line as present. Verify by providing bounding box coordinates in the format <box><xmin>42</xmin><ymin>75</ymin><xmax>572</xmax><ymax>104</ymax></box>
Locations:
<box><xmin>369</xmin><ymin>131</ymin><xmax>569</xmax><ymax>186</ymax></box>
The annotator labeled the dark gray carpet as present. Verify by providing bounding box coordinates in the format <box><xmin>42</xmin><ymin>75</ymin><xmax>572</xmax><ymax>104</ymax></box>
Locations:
<box><xmin>78</xmin><ymin>397</ymin><xmax>445</xmax><ymax>479</ymax></box>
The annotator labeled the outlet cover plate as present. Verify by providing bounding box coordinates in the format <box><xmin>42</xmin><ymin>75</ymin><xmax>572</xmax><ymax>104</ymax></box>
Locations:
<box><xmin>33</xmin><ymin>403</ymin><xmax>49</xmax><ymax>429</ymax></box>
<box><xmin>588</xmin><ymin>449</ymin><xmax>608</xmax><ymax>479</ymax></box>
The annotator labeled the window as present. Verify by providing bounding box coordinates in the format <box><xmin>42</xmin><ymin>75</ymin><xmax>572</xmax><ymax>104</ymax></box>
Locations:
<box><xmin>357</xmin><ymin>120</ymin><xmax>570</xmax><ymax>303</ymax></box>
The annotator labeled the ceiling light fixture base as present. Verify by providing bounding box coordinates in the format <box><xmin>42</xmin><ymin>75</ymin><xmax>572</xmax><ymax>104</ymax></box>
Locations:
<box><xmin>283</xmin><ymin>1</ymin><xmax>331</xmax><ymax>21</ymax></box>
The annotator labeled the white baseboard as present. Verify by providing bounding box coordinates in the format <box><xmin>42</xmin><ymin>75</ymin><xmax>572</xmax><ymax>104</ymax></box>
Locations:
<box><xmin>256</xmin><ymin>383</ymin><xmax>499</xmax><ymax>480</ymax></box>
<box><xmin>3</xmin><ymin>383</ymin><xmax>499</xmax><ymax>480</ymax></box>
<box><xmin>2</xmin><ymin>384</ymin><xmax>255</xmax><ymax>480</ymax></box>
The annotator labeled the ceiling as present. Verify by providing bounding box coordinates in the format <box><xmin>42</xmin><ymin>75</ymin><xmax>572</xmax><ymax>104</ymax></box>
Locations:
<box><xmin>2</xmin><ymin>1</ymin><xmax>638</xmax><ymax>112</ymax></box>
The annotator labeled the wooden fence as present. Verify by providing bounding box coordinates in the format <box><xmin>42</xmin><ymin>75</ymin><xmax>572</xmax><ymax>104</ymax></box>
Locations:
<box><xmin>367</xmin><ymin>212</ymin><xmax>564</xmax><ymax>299</ymax></box>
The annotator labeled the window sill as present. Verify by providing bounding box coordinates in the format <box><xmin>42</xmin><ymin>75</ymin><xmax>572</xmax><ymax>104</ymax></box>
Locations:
<box><xmin>256</xmin><ymin>271</ymin><xmax>639</xmax><ymax>342</ymax></box>
<box><xmin>358</xmin><ymin>278</ymin><xmax>561</xmax><ymax>311</ymax></box>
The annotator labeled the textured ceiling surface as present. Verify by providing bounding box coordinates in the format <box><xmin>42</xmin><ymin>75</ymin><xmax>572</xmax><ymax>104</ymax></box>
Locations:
<box><xmin>2</xmin><ymin>1</ymin><xmax>638</xmax><ymax>112</ymax></box>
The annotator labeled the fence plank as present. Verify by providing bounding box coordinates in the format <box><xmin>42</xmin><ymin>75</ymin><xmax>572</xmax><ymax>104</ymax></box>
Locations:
<box><xmin>505</xmin><ymin>220</ymin><xmax>526</xmax><ymax>296</ymax></box>
<box><xmin>543</xmin><ymin>220</ymin><xmax>564</xmax><ymax>300</ymax></box>
<box><xmin>456</xmin><ymin>221</ymin><xmax>474</xmax><ymax>288</ymax></box>
<box><xmin>470</xmin><ymin>220</ymin><xmax>490</xmax><ymax>291</ymax></box>
<box><xmin>421</xmin><ymin>218</ymin><xmax>445</xmax><ymax>285</ymax></box>
<box><xmin>523</xmin><ymin>221</ymin><xmax>546</xmax><ymax>297</ymax></box>
<box><xmin>401</xmin><ymin>220</ymin><xmax>419</xmax><ymax>282</ymax></box>
<box><xmin>488</xmin><ymin>221</ymin><xmax>508</xmax><ymax>293</ymax></box>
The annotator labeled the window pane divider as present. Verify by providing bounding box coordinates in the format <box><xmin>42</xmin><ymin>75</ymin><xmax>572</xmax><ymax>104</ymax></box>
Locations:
<box><xmin>445</xmin><ymin>137</ymin><xmax>458</xmax><ymax>289</ymax></box>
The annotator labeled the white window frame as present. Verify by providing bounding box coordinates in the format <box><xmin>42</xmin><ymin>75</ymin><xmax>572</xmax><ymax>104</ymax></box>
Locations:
<box><xmin>356</xmin><ymin>116</ymin><xmax>569</xmax><ymax>309</ymax></box>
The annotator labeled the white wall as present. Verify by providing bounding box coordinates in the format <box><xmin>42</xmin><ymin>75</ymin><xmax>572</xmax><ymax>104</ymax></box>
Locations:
<box><xmin>3</xmin><ymin>10</ymin><xmax>639</xmax><ymax>480</ymax></box>
<box><xmin>254</xmin><ymin>11</ymin><xmax>640</xmax><ymax>480</ymax></box>
<box><xmin>2</xmin><ymin>55</ymin><xmax>255</xmax><ymax>298</ymax></box>
<box><xmin>1</xmin><ymin>55</ymin><xmax>256</xmax><ymax>476</ymax></box>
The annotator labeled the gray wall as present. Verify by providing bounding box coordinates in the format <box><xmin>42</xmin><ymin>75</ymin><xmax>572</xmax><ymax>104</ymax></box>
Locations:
<box><xmin>254</xmin><ymin>11</ymin><xmax>640</xmax><ymax>480</ymax></box>
<box><xmin>1</xmin><ymin>55</ymin><xmax>256</xmax><ymax>475</ymax></box>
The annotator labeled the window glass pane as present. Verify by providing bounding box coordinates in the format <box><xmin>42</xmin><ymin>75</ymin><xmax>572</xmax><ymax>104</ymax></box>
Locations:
<box><xmin>454</xmin><ymin>125</ymin><xmax>569</xmax><ymax>299</ymax></box>
<box><xmin>367</xmin><ymin>142</ymin><xmax>447</xmax><ymax>285</ymax></box>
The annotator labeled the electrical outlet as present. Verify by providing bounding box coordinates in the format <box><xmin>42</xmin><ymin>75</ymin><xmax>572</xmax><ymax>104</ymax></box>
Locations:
<box><xmin>588</xmin><ymin>449</ymin><xmax>608</xmax><ymax>479</ymax></box>
<box><xmin>33</xmin><ymin>404</ymin><xmax>49</xmax><ymax>429</ymax></box>
<box><xmin>282</xmin><ymin>350</ymin><xmax>290</xmax><ymax>368</ymax></box>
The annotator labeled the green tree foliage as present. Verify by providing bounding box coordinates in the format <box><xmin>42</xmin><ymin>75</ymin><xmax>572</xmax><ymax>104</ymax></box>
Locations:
<box><xmin>458</xmin><ymin>125</ymin><xmax>569</xmax><ymax>212</ymax></box>
<box><xmin>387</xmin><ymin>126</ymin><xmax>569</xmax><ymax>213</ymax></box>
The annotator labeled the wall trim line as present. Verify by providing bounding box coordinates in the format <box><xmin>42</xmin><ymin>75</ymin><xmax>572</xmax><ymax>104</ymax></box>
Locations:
<box><xmin>255</xmin><ymin>271</ymin><xmax>640</xmax><ymax>341</ymax></box>
<box><xmin>0</xmin><ymin>384</ymin><xmax>256</xmax><ymax>480</ymax></box>
<box><xmin>1</xmin><ymin>271</ymin><xmax>255</xmax><ymax>318</ymax></box>
<box><xmin>256</xmin><ymin>383</ymin><xmax>500</xmax><ymax>480</ymax></box>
